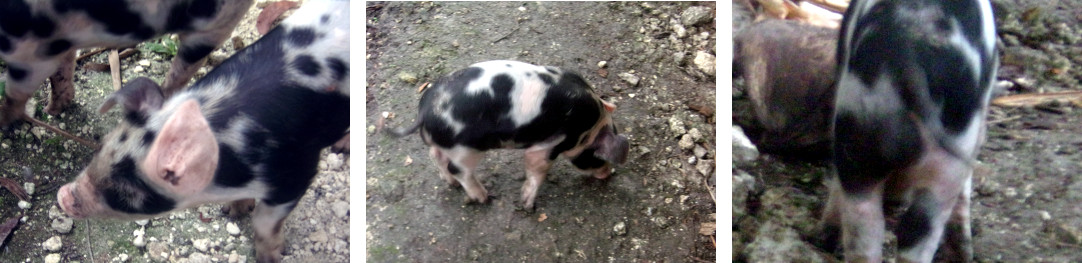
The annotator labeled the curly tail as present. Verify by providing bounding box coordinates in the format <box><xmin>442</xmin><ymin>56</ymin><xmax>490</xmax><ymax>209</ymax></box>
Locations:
<box><xmin>383</xmin><ymin>116</ymin><xmax>422</xmax><ymax>138</ymax></box>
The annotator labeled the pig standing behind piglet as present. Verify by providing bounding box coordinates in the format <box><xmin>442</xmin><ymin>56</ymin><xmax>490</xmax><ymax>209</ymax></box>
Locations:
<box><xmin>55</xmin><ymin>1</ymin><xmax>348</xmax><ymax>262</ymax></box>
<box><xmin>386</xmin><ymin>60</ymin><xmax>630</xmax><ymax>210</ymax></box>
<box><xmin>734</xmin><ymin>19</ymin><xmax>838</xmax><ymax>159</ymax></box>
<box><xmin>817</xmin><ymin>0</ymin><xmax>999</xmax><ymax>262</ymax></box>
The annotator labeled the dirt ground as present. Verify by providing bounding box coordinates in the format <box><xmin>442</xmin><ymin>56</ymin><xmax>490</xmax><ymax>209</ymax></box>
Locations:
<box><xmin>734</xmin><ymin>0</ymin><xmax>1082</xmax><ymax>262</ymax></box>
<box><xmin>0</xmin><ymin>1</ymin><xmax>350</xmax><ymax>262</ymax></box>
<box><xmin>365</xmin><ymin>2</ymin><xmax>716</xmax><ymax>262</ymax></box>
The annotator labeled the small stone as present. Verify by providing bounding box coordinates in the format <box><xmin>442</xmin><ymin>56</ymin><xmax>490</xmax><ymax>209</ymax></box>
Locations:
<box><xmin>693</xmin><ymin>51</ymin><xmax>716</xmax><ymax>76</ymax></box>
<box><xmin>681</xmin><ymin>6</ymin><xmax>714</xmax><ymax>26</ymax></box>
<box><xmin>693</xmin><ymin>145</ymin><xmax>707</xmax><ymax>158</ymax></box>
<box><xmin>136</xmin><ymin>219</ymin><xmax>149</xmax><ymax>226</ymax></box>
<box><xmin>695</xmin><ymin>160</ymin><xmax>713</xmax><ymax>176</ymax></box>
<box><xmin>17</xmin><ymin>200</ymin><xmax>31</xmax><ymax>209</ymax></box>
<box><xmin>673</xmin><ymin>23</ymin><xmax>687</xmax><ymax>38</ymax></box>
<box><xmin>132</xmin><ymin>65</ymin><xmax>145</xmax><ymax>73</ymax></box>
<box><xmin>618</xmin><ymin>72</ymin><xmax>640</xmax><ymax>86</ymax></box>
<box><xmin>687</xmin><ymin>128</ymin><xmax>702</xmax><ymax>141</ymax></box>
<box><xmin>678</xmin><ymin>134</ymin><xmax>695</xmax><ymax>150</ymax></box>
<box><xmin>597</xmin><ymin>61</ymin><xmax>607</xmax><ymax>68</ymax></box>
<box><xmin>30</xmin><ymin>126</ymin><xmax>44</xmax><ymax>139</ymax></box>
<box><xmin>397</xmin><ymin>72</ymin><xmax>418</xmax><ymax>84</ymax></box>
<box><xmin>732</xmin><ymin>126</ymin><xmax>759</xmax><ymax>163</ymax></box>
<box><xmin>325</xmin><ymin>154</ymin><xmax>343</xmax><ymax>170</ymax></box>
<box><xmin>148</xmin><ymin>242</ymin><xmax>169</xmax><ymax>261</ymax></box>
<box><xmin>138</xmin><ymin>60</ymin><xmax>152</xmax><ymax>67</ymax></box>
<box><xmin>52</xmin><ymin>217</ymin><xmax>73</xmax><ymax>234</ymax></box>
<box><xmin>613</xmin><ymin>221</ymin><xmax>627</xmax><ymax>236</ymax></box>
<box><xmin>1039</xmin><ymin>211</ymin><xmax>1052</xmax><ymax>221</ymax></box>
<box><xmin>308</xmin><ymin>230</ymin><xmax>328</xmax><ymax>243</ymax></box>
<box><xmin>226</xmin><ymin>222</ymin><xmax>241</xmax><ymax>236</ymax></box>
<box><xmin>188</xmin><ymin>252</ymin><xmax>212</xmax><ymax>263</ymax></box>
<box><xmin>673</xmin><ymin>52</ymin><xmax>687</xmax><ymax>65</ymax></box>
<box><xmin>23</xmin><ymin>182</ymin><xmax>34</xmax><ymax>195</ymax></box>
<box><xmin>668</xmin><ymin>117</ymin><xmax>686</xmax><ymax>136</ymax></box>
<box><xmin>332</xmin><ymin>200</ymin><xmax>349</xmax><ymax>219</ymax></box>
<box><xmin>42</xmin><ymin>236</ymin><xmax>62</xmax><ymax>251</ymax></box>
<box><xmin>44</xmin><ymin>254</ymin><xmax>61</xmax><ymax>263</ymax></box>
<box><xmin>116</xmin><ymin>253</ymin><xmax>130</xmax><ymax>262</ymax></box>
<box><xmin>192</xmin><ymin>238</ymin><xmax>210</xmax><ymax>252</ymax></box>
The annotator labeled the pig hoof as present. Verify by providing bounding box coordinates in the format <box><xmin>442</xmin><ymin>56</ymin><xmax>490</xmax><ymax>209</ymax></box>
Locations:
<box><xmin>44</xmin><ymin>102</ymin><xmax>67</xmax><ymax>116</ymax></box>
<box><xmin>331</xmin><ymin>133</ymin><xmax>349</xmax><ymax>153</ymax></box>
<box><xmin>222</xmin><ymin>199</ymin><xmax>256</xmax><ymax>218</ymax></box>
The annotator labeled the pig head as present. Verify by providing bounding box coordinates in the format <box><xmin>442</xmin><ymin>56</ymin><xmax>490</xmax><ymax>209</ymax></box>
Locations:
<box><xmin>58</xmin><ymin>78</ymin><xmax>219</xmax><ymax>220</ymax></box>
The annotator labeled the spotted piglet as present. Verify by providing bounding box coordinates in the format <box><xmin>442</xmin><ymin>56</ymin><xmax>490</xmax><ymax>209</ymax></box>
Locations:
<box><xmin>816</xmin><ymin>0</ymin><xmax>998</xmax><ymax>262</ymax></box>
<box><xmin>55</xmin><ymin>1</ymin><xmax>348</xmax><ymax>262</ymax></box>
<box><xmin>0</xmin><ymin>0</ymin><xmax>254</xmax><ymax>125</ymax></box>
<box><xmin>388</xmin><ymin>60</ymin><xmax>630</xmax><ymax>210</ymax></box>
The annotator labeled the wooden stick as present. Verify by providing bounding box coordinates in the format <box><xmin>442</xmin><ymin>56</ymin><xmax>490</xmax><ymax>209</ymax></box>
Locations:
<box><xmin>26</xmin><ymin>117</ymin><xmax>99</xmax><ymax>149</ymax></box>
<box><xmin>76</xmin><ymin>48</ymin><xmax>108</xmax><ymax>62</ymax></box>
<box><xmin>109</xmin><ymin>49</ymin><xmax>122</xmax><ymax>91</ymax></box>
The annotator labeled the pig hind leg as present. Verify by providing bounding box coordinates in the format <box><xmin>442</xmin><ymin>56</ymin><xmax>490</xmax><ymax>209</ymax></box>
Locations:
<box><xmin>432</xmin><ymin>146</ymin><xmax>487</xmax><ymax>203</ymax></box>
<box><xmin>45</xmin><ymin>51</ymin><xmax>77</xmax><ymax>115</ymax></box>
<box><xmin>894</xmin><ymin>149</ymin><xmax>972</xmax><ymax>263</ymax></box>
<box><xmin>814</xmin><ymin>176</ymin><xmax>845</xmax><ymax>254</ymax></box>
<box><xmin>162</xmin><ymin>28</ymin><xmax>237</xmax><ymax>97</ymax></box>
<box><xmin>835</xmin><ymin>179</ymin><xmax>888</xmax><ymax>262</ymax></box>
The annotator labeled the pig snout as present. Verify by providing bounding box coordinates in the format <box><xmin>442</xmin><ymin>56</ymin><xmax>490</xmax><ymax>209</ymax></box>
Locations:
<box><xmin>57</xmin><ymin>184</ymin><xmax>88</xmax><ymax>219</ymax></box>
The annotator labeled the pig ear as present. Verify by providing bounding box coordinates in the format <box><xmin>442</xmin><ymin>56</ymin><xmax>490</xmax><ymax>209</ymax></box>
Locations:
<box><xmin>100</xmin><ymin>77</ymin><xmax>165</xmax><ymax>114</ymax></box>
<box><xmin>601</xmin><ymin>100</ymin><xmax>617</xmax><ymax>113</ymax></box>
<box><xmin>141</xmin><ymin>100</ymin><xmax>219</xmax><ymax>197</ymax></box>
<box><xmin>591</xmin><ymin>126</ymin><xmax>630</xmax><ymax>164</ymax></box>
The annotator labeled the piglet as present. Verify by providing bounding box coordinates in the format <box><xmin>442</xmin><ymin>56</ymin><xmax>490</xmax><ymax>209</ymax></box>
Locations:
<box><xmin>55</xmin><ymin>1</ymin><xmax>349</xmax><ymax>262</ymax></box>
<box><xmin>816</xmin><ymin>0</ymin><xmax>999</xmax><ymax>262</ymax></box>
<box><xmin>387</xmin><ymin>60</ymin><xmax>630</xmax><ymax>210</ymax></box>
<box><xmin>734</xmin><ymin>19</ymin><xmax>837</xmax><ymax>158</ymax></box>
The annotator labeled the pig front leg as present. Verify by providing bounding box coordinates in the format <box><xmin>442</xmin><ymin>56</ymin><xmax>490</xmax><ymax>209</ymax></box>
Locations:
<box><xmin>814</xmin><ymin>176</ymin><xmax>845</xmax><ymax>254</ymax></box>
<box><xmin>838</xmin><ymin>181</ymin><xmax>887</xmax><ymax>263</ymax></box>
<box><xmin>46</xmin><ymin>50</ymin><xmax>77</xmax><ymax>116</ymax></box>
<box><xmin>894</xmin><ymin>149</ymin><xmax>972</xmax><ymax>263</ymax></box>
<box><xmin>1</xmin><ymin>60</ymin><xmax>62</xmax><ymax>125</ymax></box>
<box><xmin>251</xmin><ymin>200</ymin><xmax>297</xmax><ymax>263</ymax></box>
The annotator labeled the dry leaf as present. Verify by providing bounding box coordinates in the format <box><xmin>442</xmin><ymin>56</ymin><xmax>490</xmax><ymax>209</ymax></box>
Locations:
<box><xmin>538</xmin><ymin>213</ymin><xmax>547</xmax><ymax>222</ymax></box>
<box><xmin>257</xmin><ymin>1</ymin><xmax>299</xmax><ymax>35</ymax></box>
<box><xmin>699</xmin><ymin>222</ymin><xmax>716</xmax><ymax>235</ymax></box>
<box><xmin>0</xmin><ymin>216</ymin><xmax>20</xmax><ymax>248</ymax></box>
<box><xmin>417</xmin><ymin>82</ymin><xmax>430</xmax><ymax>93</ymax></box>
<box><xmin>598</xmin><ymin>68</ymin><xmax>608</xmax><ymax>78</ymax></box>
<box><xmin>0</xmin><ymin>178</ymin><xmax>29</xmax><ymax>202</ymax></box>
<box><xmin>992</xmin><ymin>91</ymin><xmax>1082</xmax><ymax>107</ymax></box>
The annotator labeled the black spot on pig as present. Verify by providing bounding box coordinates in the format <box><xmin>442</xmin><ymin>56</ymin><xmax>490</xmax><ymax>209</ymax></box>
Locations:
<box><xmin>538</xmin><ymin>74</ymin><xmax>554</xmax><ymax>85</ymax></box>
<box><xmin>54</xmin><ymin>0</ymin><xmax>155</xmax><ymax>40</ymax></box>
<box><xmin>447</xmin><ymin>162</ymin><xmax>460</xmax><ymax>175</ymax></box>
<box><xmin>326</xmin><ymin>58</ymin><xmax>346</xmax><ymax>81</ymax></box>
<box><xmin>895</xmin><ymin>190</ymin><xmax>936</xmax><ymax>249</ymax></box>
<box><xmin>833</xmin><ymin>109</ymin><xmax>923</xmax><ymax>195</ymax></box>
<box><xmin>166</xmin><ymin>0</ymin><xmax>219</xmax><ymax>31</ymax></box>
<box><xmin>8</xmin><ymin>66</ymin><xmax>27</xmax><ymax>81</ymax></box>
<box><xmin>570</xmin><ymin>149</ymin><xmax>606</xmax><ymax>170</ymax></box>
<box><xmin>118</xmin><ymin>132</ymin><xmax>128</xmax><ymax>143</ymax></box>
<box><xmin>293</xmin><ymin>55</ymin><xmax>321</xmax><ymax>76</ymax></box>
<box><xmin>321</xmin><ymin>14</ymin><xmax>330</xmax><ymax>24</ymax></box>
<box><xmin>44</xmin><ymin>39</ymin><xmax>72</xmax><ymax>57</ymax></box>
<box><xmin>213</xmin><ymin>146</ymin><xmax>255</xmax><ymax>187</ymax></box>
<box><xmin>103</xmin><ymin>157</ymin><xmax>176</xmax><ymax>214</ymax></box>
<box><xmin>179</xmin><ymin>43</ymin><xmax>216</xmax><ymax>64</ymax></box>
<box><xmin>287</xmin><ymin>27</ymin><xmax>316</xmax><ymax>47</ymax></box>
<box><xmin>141</xmin><ymin>130</ymin><xmax>156</xmax><ymax>146</ymax></box>
<box><xmin>0</xmin><ymin>35</ymin><xmax>11</xmax><ymax>52</ymax></box>
<box><xmin>124</xmin><ymin>111</ymin><xmax>148</xmax><ymax>126</ymax></box>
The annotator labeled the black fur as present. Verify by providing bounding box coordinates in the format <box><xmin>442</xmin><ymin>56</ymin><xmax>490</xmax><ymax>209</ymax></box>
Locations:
<box><xmin>103</xmin><ymin>157</ymin><xmax>177</xmax><ymax>214</ymax></box>
<box><xmin>54</xmin><ymin>0</ymin><xmax>155</xmax><ymax>40</ymax></box>
<box><xmin>179</xmin><ymin>43</ymin><xmax>216</xmax><ymax>64</ymax></box>
<box><xmin>293</xmin><ymin>55</ymin><xmax>321</xmax><ymax>76</ymax></box>
<box><xmin>43</xmin><ymin>39</ymin><xmax>72</xmax><ymax>57</ymax></box>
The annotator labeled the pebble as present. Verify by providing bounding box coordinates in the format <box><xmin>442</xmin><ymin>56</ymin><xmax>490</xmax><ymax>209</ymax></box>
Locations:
<box><xmin>325</xmin><ymin>154</ymin><xmax>343</xmax><ymax>170</ymax></box>
<box><xmin>693</xmin><ymin>145</ymin><xmax>708</xmax><ymax>158</ymax></box>
<box><xmin>678</xmin><ymin>134</ymin><xmax>695</xmax><ymax>150</ymax></box>
<box><xmin>1039</xmin><ymin>210</ymin><xmax>1052</xmax><ymax>221</ymax></box>
<box><xmin>732</xmin><ymin>126</ymin><xmax>759</xmax><ymax>163</ymax></box>
<box><xmin>618</xmin><ymin>72</ymin><xmax>640</xmax><ymax>86</ymax></box>
<box><xmin>133</xmin><ymin>65</ymin><xmax>145</xmax><ymax>73</ymax></box>
<box><xmin>681</xmin><ymin>6</ymin><xmax>714</xmax><ymax>27</ymax></box>
<box><xmin>332</xmin><ymin>200</ymin><xmax>349</xmax><ymax>219</ymax></box>
<box><xmin>136</xmin><ymin>219</ymin><xmax>149</xmax><ymax>226</ymax></box>
<box><xmin>23</xmin><ymin>182</ymin><xmax>34</xmax><ymax>195</ymax></box>
<box><xmin>308</xmin><ymin>230</ymin><xmax>329</xmax><ymax>243</ymax></box>
<box><xmin>613</xmin><ymin>221</ymin><xmax>627</xmax><ymax>236</ymax></box>
<box><xmin>226</xmin><ymin>222</ymin><xmax>241</xmax><ymax>236</ymax></box>
<box><xmin>597</xmin><ymin>61</ymin><xmax>607</xmax><ymax>68</ymax></box>
<box><xmin>148</xmin><ymin>242</ymin><xmax>169</xmax><ymax>261</ymax></box>
<box><xmin>672</xmin><ymin>23</ymin><xmax>688</xmax><ymax>38</ymax></box>
<box><xmin>17</xmin><ymin>200</ymin><xmax>31</xmax><ymax>209</ymax></box>
<box><xmin>397</xmin><ymin>72</ymin><xmax>418</xmax><ymax>84</ymax></box>
<box><xmin>44</xmin><ymin>254</ymin><xmax>61</xmax><ymax>263</ymax></box>
<box><xmin>138</xmin><ymin>60</ymin><xmax>152</xmax><ymax>67</ymax></box>
<box><xmin>193</xmin><ymin>238</ymin><xmax>210</xmax><ymax>252</ymax></box>
<box><xmin>673</xmin><ymin>51</ymin><xmax>686</xmax><ymax>65</ymax></box>
<box><xmin>693</xmin><ymin>51</ymin><xmax>716</xmax><ymax>76</ymax></box>
<box><xmin>51</xmin><ymin>217</ymin><xmax>73</xmax><ymax>234</ymax></box>
<box><xmin>42</xmin><ymin>236</ymin><xmax>62</xmax><ymax>251</ymax></box>
<box><xmin>188</xmin><ymin>252</ymin><xmax>212</xmax><ymax>263</ymax></box>
<box><xmin>668</xmin><ymin>116</ymin><xmax>686</xmax><ymax>137</ymax></box>
<box><xmin>687</xmin><ymin>128</ymin><xmax>702</xmax><ymax>141</ymax></box>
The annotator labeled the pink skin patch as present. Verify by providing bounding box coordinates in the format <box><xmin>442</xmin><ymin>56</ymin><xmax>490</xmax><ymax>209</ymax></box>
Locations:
<box><xmin>142</xmin><ymin>99</ymin><xmax>220</xmax><ymax>198</ymax></box>
<box><xmin>57</xmin><ymin>174</ymin><xmax>104</xmax><ymax>219</ymax></box>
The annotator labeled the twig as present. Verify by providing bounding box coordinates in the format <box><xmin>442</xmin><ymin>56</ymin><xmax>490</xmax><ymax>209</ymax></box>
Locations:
<box><xmin>109</xmin><ymin>49</ymin><xmax>122</xmax><ymax>91</ymax></box>
<box><xmin>85</xmin><ymin>218</ymin><xmax>96</xmax><ymax>263</ymax></box>
<box><xmin>76</xmin><ymin>48</ymin><xmax>108</xmax><ymax>62</ymax></box>
<box><xmin>987</xmin><ymin>115</ymin><xmax>1022</xmax><ymax>125</ymax></box>
<box><xmin>690</xmin><ymin>255</ymin><xmax>713</xmax><ymax>263</ymax></box>
<box><xmin>491</xmin><ymin>26</ymin><xmax>520</xmax><ymax>44</ymax></box>
<box><xmin>26</xmin><ymin>117</ymin><xmax>99</xmax><ymax>149</ymax></box>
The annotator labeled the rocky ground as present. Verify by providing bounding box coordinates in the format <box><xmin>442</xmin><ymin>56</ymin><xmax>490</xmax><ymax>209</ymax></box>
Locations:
<box><xmin>0</xmin><ymin>1</ymin><xmax>350</xmax><ymax>262</ymax></box>
<box><xmin>366</xmin><ymin>2</ymin><xmax>716</xmax><ymax>262</ymax></box>
<box><xmin>733</xmin><ymin>0</ymin><xmax>1082</xmax><ymax>262</ymax></box>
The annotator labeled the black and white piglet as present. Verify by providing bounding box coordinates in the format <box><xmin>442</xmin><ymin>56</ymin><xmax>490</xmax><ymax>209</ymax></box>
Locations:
<box><xmin>817</xmin><ymin>0</ymin><xmax>998</xmax><ymax>262</ymax></box>
<box><xmin>0</xmin><ymin>0</ymin><xmax>254</xmax><ymax>125</ymax></box>
<box><xmin>388</xmin><ymin>60</ymin><xmax>630</xmax><ymax>210</ymax></box>
<box><xmin>56</xmin><ymin>1</ymin><xmax>348</xmax><ymax>262</ymax></box>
